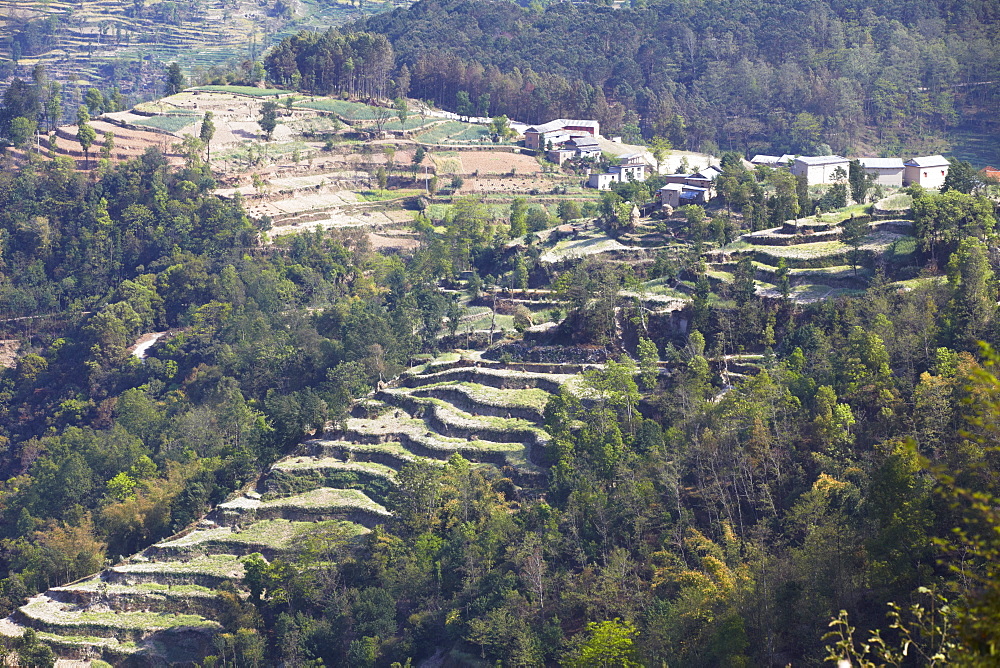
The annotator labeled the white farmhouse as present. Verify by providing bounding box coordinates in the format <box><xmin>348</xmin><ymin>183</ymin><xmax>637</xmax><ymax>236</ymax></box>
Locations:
<box><xmin>791</xmin><ymin>155</ymin><xmax>850</xmax><ymax>185</ymax></box>
<box><xmin>587</xmin><ymin>173</ymin><xmax>618</xmax><ymax>190</ymax></box>
<box><xmin>904</xmin><ymin>155</ymin><xmax>950</xmax><ymax>190</ymax></box>
<box><xmin>858</xmin><ymin>157</ymin><xmax>904</xmax><ymax>187</ymax></box>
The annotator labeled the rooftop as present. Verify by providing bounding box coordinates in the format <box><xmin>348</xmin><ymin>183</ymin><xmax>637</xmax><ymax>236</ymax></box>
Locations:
<box><xmin>905</xmin><ymin>155</ymin><xmax>950</xmax><ymax>167</ymax></box>
<box><xmin>859</xmin><ymin>157</ymin><xmax>905</xmax><ymax>169</ymax></box>
<box><xmin>525</xmin><ymin>119</ymin><xmax>600</xmax><ymax>134</ymax></box>
<box><xmin>794</xmin><ymin>155</ymin><xmax>848</xmax><ymax>165</ymax></box>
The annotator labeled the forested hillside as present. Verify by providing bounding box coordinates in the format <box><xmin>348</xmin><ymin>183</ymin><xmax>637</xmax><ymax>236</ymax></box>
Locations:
<box><xmin>0</xmin><ymin>0</ymin><xmax>999</xmax><ymax>664</ymax></box>
<box><xmin>315</xmin><ymin>0</ymin><xmax>1000</xmax><ymax>158</ymax></box>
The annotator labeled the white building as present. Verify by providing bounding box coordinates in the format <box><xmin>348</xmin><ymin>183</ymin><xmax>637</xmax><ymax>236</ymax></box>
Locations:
<box><xmin>858</xmin><ymin>157</ymin><xmax>905</xmax><ymax>187</ymax></box>
<box><xmin>750</xmin><ymin>154</ymin><xmax>796</xmax><ymax>168</ymax></box>
<box><xmin>904</xmin><ymin>155</ymin><xmax>950</xmax><ymax>190</ymax></box>
<box><xmin>587</xmin><ymin>173</ymin><xmax>618</xmax><ymax>190</ymax></box>
<box><xmin>609</xmin><ymin>163</ymin><xmax>647</xmax><ymax>182</ymax></box>
<box><xmin>791</xmin><ymin>155</ymin><xmax>850</xmax><ymax>185</ymax></box>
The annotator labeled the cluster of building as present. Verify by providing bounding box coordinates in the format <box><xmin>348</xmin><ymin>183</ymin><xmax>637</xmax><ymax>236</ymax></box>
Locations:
<box><xmin>524</xmin><ymin>119</ymin><xmax>601</xmax><ymax>153</ymax></box>
<box><xmin>523</xmin><ymin>118</ymin><xmax>652</xmax><ymax>190</ymax></box>
<box><xmin>522</xmin><ymin>118</ymin><xmax>957</xmax><ymax>214</ymax></box>
<box><xmin>750</xmin><ymin>154</ymin><xmax>952</xmax><ymax>189</ymax></box>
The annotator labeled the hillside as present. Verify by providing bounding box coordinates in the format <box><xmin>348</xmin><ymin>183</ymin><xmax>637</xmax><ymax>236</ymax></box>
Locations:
<box><xmin>347</xmin><ymin>0</ymin><xmax>1000</xmax><ymax>164</ymax></box>
<box><xmin>0</xmin><ymin>0</ymin><xmax>399</xmax><ymax>103</ymax></box>
<box><xmin>0</xmin><ymin>350</ymin><xmax>577</xmax><ymax>663</ymax></box>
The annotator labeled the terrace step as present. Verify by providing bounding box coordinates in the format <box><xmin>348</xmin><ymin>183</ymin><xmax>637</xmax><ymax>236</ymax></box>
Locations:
<box><xmin>405</xmin><ymin>383</ymin><xmax>548</xmax><ymax>424</ymax></box>
<box><xmin>0</xmin><ymin>616</ymin><xmax>142</xmax><ymax>663</ymax></box>
<box><xmin>305</xmin><ymin>438</ymin><xmax>426</xmax><ymax>469</ymax></box>
<box><xmin>212</xmin><ymin>487</ymin><xmax>391</xmax><ymax>528</ymax></box>
<box><xmin>104</xmin><ymin>554</ymin><xmax>245</xmax><ymax>589</ymax></box>
<box><xmin>401</xmin><ymin>363</ymin><xmax>581</xmax><ymax>390</ymax></box>
<box><xmin>14</xmin><ymin>594</ymin><xmax>220</xmax><ymax>644</ymax></box>
<box><xmin>339</xmin><ymin>413</ymin><xmax>528</xmax><ymax>468</ymax></box>
<box><xmin>146</xmin><ymin>518</ymin><xmax>367</xmax><ymax>559</ymax></box>
<box><xmin>49</xmin><ymin>578</ymin><xmax>225</xmax><ymax>617</ymax></box>
<box><xmin>375</xmin><ymin>388</ymin><xmax>548</xmax><ymax>446</ymax></box>
<box><xmin>266</xmin><ymin>456</ymin><xmax>397</xmax><ymax>502</ymax></box>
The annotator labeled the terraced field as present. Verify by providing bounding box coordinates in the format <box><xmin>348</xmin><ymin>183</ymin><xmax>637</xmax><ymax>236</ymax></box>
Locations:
<box><xmin>721</xmin><ymin>209</ymin><xmax>918</xmax><ymax>302</ymax></box>
<box><xmin>0</xmin><ymin>351</ymin><xmax>577</xmax><ymax>663</ymax></box>
<box><xmin>1</xmin><ymin>0</ymin><xmax>395</xmax><ymax>97</ymax></box>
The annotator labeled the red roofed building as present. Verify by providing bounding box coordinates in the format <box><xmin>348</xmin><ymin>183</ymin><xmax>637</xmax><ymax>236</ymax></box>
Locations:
<box><xmin>984</xmin><ymin>166</ymin><xmax>1000</xmax><ymax>182</ymax></box>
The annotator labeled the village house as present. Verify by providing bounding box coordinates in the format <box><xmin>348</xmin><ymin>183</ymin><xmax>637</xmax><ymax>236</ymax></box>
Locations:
<box><xmin>791</xmin><ymin>155</ymin><xmax>850</xmax><ymax>185</ymax></box>
<box><xmin>524</xmin><ymin>119</ymin><xmax>601</xmax><ymax>150</ymax></box>
<box><xmin>609</xmin><ymin>162</ymin><xmax>647</xmax><ymax>182</ymax></box>
<box><xmin>586</xmin><ymin>153</ymin><xmax>651</xmax><ymax>190</ymax></box>
<box><xmin>587</xmin><ymin>172</ymin><xmax>619</xmax><ymax>190</ymax></box>
<box><xmin>859</xmin><ymin>157</ymin><xmax>904</xmax><ymax>186</ymax></box>
<box><xmin>566</xmin><ymin>135</ymin><xmax>602</xmax><ymax>159</ymax></box>
<box><xmin>660</xmin><ymin>166</ymin><xmax>722</xmax><ymax>195</ymax></box>
<box><xmin>546</xmin><ymin>147</ymin><xmax>577</xmax><ymax>165</ymax></box>
<box><xmin>984</xmin><ymin>166</ymin><xmax>1000</xmax><ymax>182</ymax></box>
<box><xmin>904</xmin><ymin>155</ymin><xmax>950</xmax><ymax>189</ymax></box>
<box><xmin>659</xmin><ymin>183</ymin><xmax>710</xmax><ymax>208</ymax></box>
<box><xmin>750</xmin><ymin>154</ymin><xmax>796</xmax><ymax>167</ymax></box>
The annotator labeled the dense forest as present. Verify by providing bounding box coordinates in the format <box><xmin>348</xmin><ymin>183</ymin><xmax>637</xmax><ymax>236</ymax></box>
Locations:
<box><xmin>266</xmin><ymin>0</ymin><xmax>999</xmax><ymax>156</ymax></box>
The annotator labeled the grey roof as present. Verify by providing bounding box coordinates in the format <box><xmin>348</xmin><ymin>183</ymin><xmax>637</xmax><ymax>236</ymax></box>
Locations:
<box><xmin>905</xmin><ymin>155</ymin><xmax>949</xmax><ymax>167</ymax></box>
<box><xmin>618</xmin><ymin>152</ymin><xmax>644</xmax><ymax>160</ymax></box>
<box><xmin>750</xmin><ymin>155</ymin><xmax>780</xmax><ymax>163</ymax></box>
<box><xmin>660</xmin><ymin>183</ymin><xmax>707</xmax><ymax>192</ymax></box>
<box><xmin>794</xmin><ymin>155</ymin><xmax>848</xmax><ymax>166</ymax></box>
<box><xmin>525</xmin><ymin>118</ymin><xmax>599</xmax><ymax>134</ymax></box>
<box><xmin>859</xmin><ymin>157</ymin><xmax>904</xmax><ymax>169</ymax></box>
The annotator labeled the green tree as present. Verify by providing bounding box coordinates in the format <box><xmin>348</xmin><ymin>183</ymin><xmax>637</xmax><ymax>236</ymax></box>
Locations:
<box><xmin>394</xmin><ymin>96</ymin><xmax>408</xmax><ymax>132</ymax></box>
<box><xmin>775</xmin><ymin>257</ymin><xmax>791</xmax><ymax>300</ymax></box>
<box><xmin>99</xmin><ymin>131</ymin><xmax>114</xmax><ymax>162</ymax></box>
<box><xmin>259</xmin><ymin>101</ymin><xmax>279</xmax><ymax>141</ymax></box>
<box><xmin>941</xmin><ymin>158</ymin><xmax>980</xmax><ymax>194</ymax></box>
<box><xmin>841</xmin><ymin>215</ymin><xmax>869</xmax><ymax>276</ymax></box>
<box><xmin>649</xmin><ymin>136</ymin><xmax>671</xmax><ymax>174</ymax></box>
<box><xmin>637</xmin><ymin>337</ymin><xmax>659</xmax><ymax>390</ymax></box>
<box><xmin>510</xmin><ymin>197</ymin><xmax>528</xmax><ymax>237</ymax></box>
<box><xmin>84</xmin><ymin>87</ymin><xmax>105</xmax><ymax>115</ymax></box>
<box><xmin>558</xmin><ymin>199</ymin><xmax>582</xmax><ymax>223</ymax></box>
<box><xmin>562</xmin><ymin>618</ymin><xmax>641</xmax><ymax>668</ymax></box>
<box><xmin>848</xmin><ymin>159</ymin><xmax>874</xmax><ymax>203</ymax></box>
<box><xmin>490</xmin><ymin>114</ymin><xmax>514</xmax><ymax>140</ymax></box>
<box><xmin>412</xmin><ymin>145</ymin><xmax>426</xmax><ymax>180</ymax></box>
<box><xmin>165</xmin><ymin>62</ymin><xmax>185</xmax><ymax>95</ymax></box>
<box><xmin>9</xmin><ymin>116</ymin><xmax>36</xmax><ymax>150</ymax></box>
<box><xmin>946</xmin><ymin>237</ymin><xmax>996</xmax><ymax>346</ymax></box>
<box><xmin>200</xmin><ymin>111</ymin><xmax>215</xmax><ymax>162</ymax></box>
<box><xmin>455</xmin><ymin>90</ymin><xmax>472</xmax><ymax>119</ymax></box>
<box><xmin>76</xmin><ymin>106</ymin><xmax>97</xmax><ymax>168</ymax></box>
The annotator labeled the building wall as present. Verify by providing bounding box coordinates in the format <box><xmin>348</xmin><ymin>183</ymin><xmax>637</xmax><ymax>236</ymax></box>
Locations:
<box><xmin>864</xmin><ymin>167</ymin><xmax>904</xmax><ymax>186</ymax></box>
<box><xmin>905</xmin><ymin>164</ymin><xmax>949</xmax><ymax>190</ymax></box>
<box><xmin>792</xmin><ymin>161</ymin><xmax>849</xmax><ymax>185</ymax></box>
<box><xmin>563</xmin><ymin>123</ymin><xmax>599</xmax><ymax>137</ymax></box>
<box><xmin>588</xmin><ymin>173</ymin><xmax>616</xmax><ymax>190</ymax></box>
<box><xmin>617</xmin><ymin>165</ymin><xmax>646</xmax><ymax>182</ymax></box>
<box><xmin>661</xmin><ymin>188</ymin><xmax>681</xmax><ymax>208</ymax></box>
